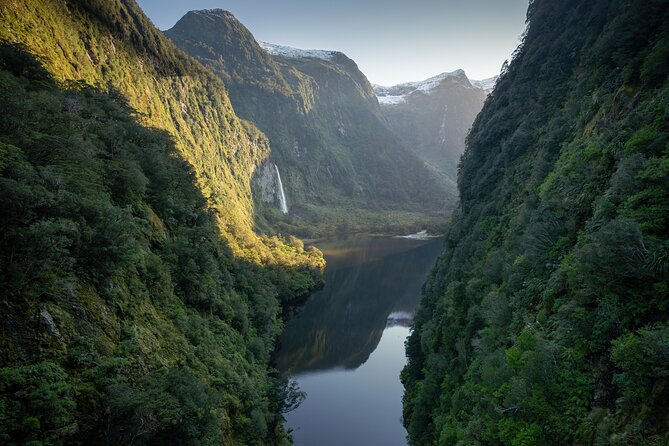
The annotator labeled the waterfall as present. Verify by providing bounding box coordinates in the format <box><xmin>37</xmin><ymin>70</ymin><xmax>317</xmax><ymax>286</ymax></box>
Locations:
<box><xmin>274</xmin><ymin>164</ymin><xmax>288</xmax><ymax>214</ymax></box>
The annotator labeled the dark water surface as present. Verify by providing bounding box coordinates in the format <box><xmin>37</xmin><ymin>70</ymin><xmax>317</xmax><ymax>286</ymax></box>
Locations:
<box><xmin>276</xmin><ymin>236</ymin><xmax>443</xmax><ymax>446</ymax></box>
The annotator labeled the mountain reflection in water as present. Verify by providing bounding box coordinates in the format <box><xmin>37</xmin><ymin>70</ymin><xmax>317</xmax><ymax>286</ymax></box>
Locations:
<box><xmin>276</xmin><ymin>236</ymin><xmax>443</xmax><ymax>374</ymax></box>
<box><xmin>275</xmin><ymin>236</ymin><xmax>443</xmax><ymax>446</ymax></box>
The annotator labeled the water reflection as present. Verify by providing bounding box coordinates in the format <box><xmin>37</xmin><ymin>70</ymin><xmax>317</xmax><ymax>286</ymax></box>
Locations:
<box><xmin>275</xmin><ymin>236</ymin><xmax>443</xmax><ymax>446</ymax></box>
<box><xmin>276</xmin><ymin>236</ymin><xmax>443</xmax><ymax>374</ymax></box>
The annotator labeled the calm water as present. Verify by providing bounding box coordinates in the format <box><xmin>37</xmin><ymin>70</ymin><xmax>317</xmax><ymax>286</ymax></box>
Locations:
<box><xmin>275</xmin><ymin>236</ymin><xmax>443</xmax><ymax>446</ymax></box>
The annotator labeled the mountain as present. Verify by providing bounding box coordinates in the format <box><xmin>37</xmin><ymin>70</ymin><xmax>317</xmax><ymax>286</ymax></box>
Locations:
<box><xmin>374</xmin><ymin>70</ymin><xmax>488</xmax><ymax>191</ymax></box>
<box><xmin>0</xmin><ymin>0</ymin><xmax>324</xmax><ymax>444</ymax></box>
<box><xmin>165</xmin><ymin>10</ymin><xmax>451</xmax><ymax>237</ymax></box>
<box><xmin>471</xmin><ymin>76</ymin><xmax>498</xmax><ymax>94</ymax></box>
<box><xmin>403</xmin><ymin>0</ymin><xmax>669</xmax><ymax>444</ymax></box>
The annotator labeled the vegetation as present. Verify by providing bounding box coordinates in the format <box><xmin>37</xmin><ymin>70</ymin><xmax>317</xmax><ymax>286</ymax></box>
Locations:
<box><xmin>403</xmin><ymin>0</ymin><xmax>669</xmax><ymax>444</ymax></box>
<box><xmin>165</xmin><ymin>10</ymin><xmax>450</xmax><ymax>237</ymax></box>
<box><xmin>0</xmin><ymin>0</ymin><xmax>325</xmax><ymax>444</ymax></box>
<box><xmin>260</xmin><ymin>204</ymin><xmax>447</xmax><ymax>240</ymax></box>
<box><xmin>0</xmin><ymin>0</ymin><xmax>320</xmax><ymax>261</ymax></box>
<box><xmin>0</xmin><ymin>40</ymin><xmax>324</xmax><ymax>445</ymax></box>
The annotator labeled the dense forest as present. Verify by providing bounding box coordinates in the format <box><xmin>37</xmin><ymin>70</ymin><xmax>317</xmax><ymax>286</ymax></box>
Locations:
<box><xmin>0</xmin><ymin>0</ymin><xmax>324</xmax><ymax>444</ymax></box>
<box><xmin>403</xmin><ymin>0</ymin><xmax>669</xmax><ymax>444</ymax></box>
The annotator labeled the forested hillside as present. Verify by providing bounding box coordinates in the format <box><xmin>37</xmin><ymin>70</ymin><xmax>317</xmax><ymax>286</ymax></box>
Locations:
<box><xmin>166</xmin><ymin>10</ymin><xmax>450</xmax><ymax>237</ymax></box>
<box><xmin>0</xmin><ymin>0</ymin><xmax>323</xmax><ymax>444</ymax></box>
<box><xmin>403</xmin><ymin>0</ymin><xmax>669</xmax><ymax>444</ymax></box>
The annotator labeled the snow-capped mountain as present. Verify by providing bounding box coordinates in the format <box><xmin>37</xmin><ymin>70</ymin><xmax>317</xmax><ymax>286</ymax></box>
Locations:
<box><xmin>373</xmin><ymin>70</ymin><xmax>497</xmax><ymax>105</ymax></box>
<box><xmin>259</xmin><ymin>41</ymin><xmax>337</xmax><ymax>61</ymax></box>
<box><xmin>471</xmin><ymin>76</ymin><xmax>498</xmax><ymax>94</ymax></box>
<box><xmin>373</xmin><ymin>70</ymin><xmax>472</xmax><ymax>105</ymax></box>
<box><xmin>374</xmin><ymin>70</ymin><xmax>487</xmax><ymax>193</ymax></box>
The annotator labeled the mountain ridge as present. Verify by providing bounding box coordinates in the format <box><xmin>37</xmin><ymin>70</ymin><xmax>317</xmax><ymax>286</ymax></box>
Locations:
<box><xmin>166</xmin><ymin>9</ymin><xmax>452</xmax><ymax>237</ymax></box>
<box><xmin>258</xmin><ymin>41</ymin><xmax>340</xmax><ymax>62</ymax></box>
<box><xmin>374</xmin><ymin>68</ymin><xmax>487</xmax><ymax>192</ymax></box>
<box><xmin>372</xmin><ymin>70</ymin><xmax>495</xmax><ymax>103</ymax></box>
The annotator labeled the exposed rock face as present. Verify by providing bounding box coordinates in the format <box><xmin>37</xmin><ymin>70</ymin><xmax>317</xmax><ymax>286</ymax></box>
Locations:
<box><xmin>39</xmin><ymin>309</ymin><xmax>64</xmax><ymax>342</ymax></box>
<box><xmin>255</xmin><ymin>162</ymin><xmax>280</xmax><ymax>204</ymax></box>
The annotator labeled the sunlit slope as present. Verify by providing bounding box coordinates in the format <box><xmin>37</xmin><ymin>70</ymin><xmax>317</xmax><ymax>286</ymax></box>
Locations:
<box><xmin>0</xmin><ymin>0</ymin><xmax>324</xmax><ymax>444</ymax></box>
<box><xmin>0</xmin><ymin>0</ymin><xmax>318</xmax><ymax>263</ymax></box>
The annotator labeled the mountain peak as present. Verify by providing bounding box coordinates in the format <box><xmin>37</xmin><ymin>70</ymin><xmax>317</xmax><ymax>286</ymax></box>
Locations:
<box><xmin>373</xmin><ymin>70</ymin><xmax>475</xmax><ymax>105</ymax></box>
<box><xmin>189</xmin><ymin>9</ymin><xmax>234</xmax><ymax>19</ymax></box>
<box><xmin>172</xmin><ymin>9</ymin><xmax>246</xmax><ymax>34</ymax></box>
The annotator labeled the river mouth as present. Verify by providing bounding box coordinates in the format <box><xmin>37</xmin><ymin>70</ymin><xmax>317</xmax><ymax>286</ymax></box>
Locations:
<box><xmin>275</xmin><ymin>235</ymin><xmax>443</xmax><ymax>446</ymax></box>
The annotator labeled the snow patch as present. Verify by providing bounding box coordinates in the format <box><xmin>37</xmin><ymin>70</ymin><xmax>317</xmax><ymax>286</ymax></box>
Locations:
<box><xmin>377</xmin><ymin>94</ymin><xmax>408</xmax><ymax>105</ymax></box>
<box><xmin>259</xmin><ymin>41</ymin><xmax>336</xmax><ymax>61</ymax></box>
<box><xmin>471</xmin><ymin>76</ymin><xmax>498</xmax><ymax>95</ymax></box>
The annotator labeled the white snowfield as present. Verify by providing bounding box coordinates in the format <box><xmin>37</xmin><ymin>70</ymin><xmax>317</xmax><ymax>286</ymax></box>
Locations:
<box><xmin>376</xmin><ymin>94</ymin><xmax>409</xmax><ymax>105</ymax></box>
<box><xmin>192</xmin><ymin>9</ymin><xmax>233</xmax><ymax>20</ymax></box>
<box><xmin>374</xmin><ymin>71</ymin><xmax>498</xmax><ymax>105</ymax></box>
<box><xmin>471</xmin><ymin>76</ymin><xmax>498</xmax><ymax>94</ymax></box>
<box><xmin>259</xmin><ymin>41</ymin><xmax>337</xmax><ymax>61</ymax></box>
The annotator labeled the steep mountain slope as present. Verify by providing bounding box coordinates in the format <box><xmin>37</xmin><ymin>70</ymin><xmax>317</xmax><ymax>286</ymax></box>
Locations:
<box><xmin>0</xmin><ymin>0</ymin><xmax>323</xmax><ymax>444</ymax></box>
<box><xmin>374</xmin><ymin>70</ymin><xmax>488</xmax><ymax>191</ymax></box>
<box><xmin>165</xmin><ymin>10</ymin><xmax>450</xmax><ymax>237</ymax></box>
<box><xmin>403</xmin><ymin>0</ymin><xmax>669</xmax><ymax>444</ymax></box>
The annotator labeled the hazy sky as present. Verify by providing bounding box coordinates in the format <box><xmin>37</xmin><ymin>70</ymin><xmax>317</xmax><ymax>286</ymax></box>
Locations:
<box><xmin>136</xmin><ymin>0</ymin><xmax>529</xmax><ymax>86</ymax></box>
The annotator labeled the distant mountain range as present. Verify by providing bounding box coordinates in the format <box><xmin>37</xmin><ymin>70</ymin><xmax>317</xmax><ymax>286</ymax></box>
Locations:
<box><xmin>166</xmin><ymin>10</ymin><xmax>459</xmax><ymax>236</ymax></box>
<box><xmin>374</xmin><ymin>70</ymin><xmax>491</xmax><ymax>190</ymax></box>
<box><xmin>165</xmin><ymin>9</ymin><xmax>490</xmax><ymax>235</ymax></box>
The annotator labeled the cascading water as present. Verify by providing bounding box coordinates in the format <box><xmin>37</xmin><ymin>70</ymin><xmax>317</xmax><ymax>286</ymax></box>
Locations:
<box><xmin>274</xmin><ymin>164</ymin><xmax>288</xmax><ymax>214</ymax></box>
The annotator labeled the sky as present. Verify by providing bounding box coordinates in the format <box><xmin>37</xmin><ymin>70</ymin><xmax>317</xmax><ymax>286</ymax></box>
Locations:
<box><xmin>136</xmin><ymin>0</ymin><xmax>530</xmax><ymax>86</ymax></box>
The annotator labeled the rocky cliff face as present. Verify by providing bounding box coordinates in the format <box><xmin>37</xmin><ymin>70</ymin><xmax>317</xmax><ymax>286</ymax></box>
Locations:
<box><xmin>374</xmin><ymin>70</ymin><xmax>488</xmax><ymax>192</ymax></box>
<box><xmin>166</xmin><ymin>10</ymin><xmax>451</xmax><ymax>236</ymax></box>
